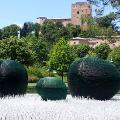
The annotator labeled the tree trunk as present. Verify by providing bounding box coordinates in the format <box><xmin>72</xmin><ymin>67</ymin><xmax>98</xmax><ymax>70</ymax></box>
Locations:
<box><xmin>61</xmin><ymin>71</ymin><xmax>63</xmax><ymax>81</ymax></box>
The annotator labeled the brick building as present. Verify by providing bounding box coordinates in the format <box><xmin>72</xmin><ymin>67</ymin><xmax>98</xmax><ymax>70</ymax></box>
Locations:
<box><xmin>36</xmin><ymin>2</ymin><xmax>92</xmax><ymax>26</ymax></box>
<box><xmin>71</xmin><ymin>2</ymin><xmax>92</xmax><ymax>26</ymax></box>
<box><xmin>36</xmin><ymin>17</ymin><xmax>71</xmax><ymax>26</ymax></box>
<box><xmin>69</xmin><ymin>37</ymin><xmax>120</xmax><ymax>49</ymax></box>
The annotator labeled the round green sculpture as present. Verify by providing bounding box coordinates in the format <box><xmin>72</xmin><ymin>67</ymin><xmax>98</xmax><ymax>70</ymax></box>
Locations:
<box><xmin>68</xmin><ymin>57</ymin><xmax>120</xmax><ymax>100</ymax></box>
<box><xmin>36</xmin><ymin>77</ymin><xmax>67</xmax><ymax>101</ymax></box>
<box><xmin>0</xmin><ymin>60</ymin><xmax>28</xmax><ymax>96</ymax></box>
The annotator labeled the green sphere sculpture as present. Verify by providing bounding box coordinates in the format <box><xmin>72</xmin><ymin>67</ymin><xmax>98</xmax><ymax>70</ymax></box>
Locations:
<box><xmin>36</xmin><ymin>77</ymin><xmax>67</xmax><ymax>101</ymax></box>
<box><xmin>68</xmin><ymin>57</ymin><xmax>120</xmax><ymax>100</ymax></box>
<box><xmin>0</xmin><ymin>60</ymin><xmax>28</xmax><ymax>96</ymax></box>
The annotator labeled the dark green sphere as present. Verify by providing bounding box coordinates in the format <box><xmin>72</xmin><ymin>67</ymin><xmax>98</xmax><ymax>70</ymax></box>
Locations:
<box><xmin>0</xmin><ymin>60</ymin><xmax>28</xmax><ymax>96</ymax></box>
<box><xmin>68</xmin><ymin>57</ymin><xmax>120</xmax><ymax>100</ymax></box>
<box><xmin>36</xmin><ymin>77</ymin><xmax>67</xmax><ymax>101</ymax></box>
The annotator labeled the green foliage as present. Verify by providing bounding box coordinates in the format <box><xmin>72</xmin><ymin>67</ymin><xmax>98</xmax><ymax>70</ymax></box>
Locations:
<box><xmin>41</xmin><ymin>20</ymin><xmax>58</xmax><ymax>43</ymax></box>
<box><xmin>40</xmin><ymin>66</ymin><xmax>54</xmax><ymax>77</ymax></box>
<box><xmin>95</xmin><ymin>43</ymin><xmax>111</xmax><ymax>59</ymax></box>
<box><xmin>20</xmin><ymin>22</ymin><xmax>34</xmax><ymax>37</ymax></box>
<box><xmin>27</xmin><ymin>66</ymin><xmax>43</xmax><ymax>78</ymax></box>
<box><xmin>0</xmin><ymin>60</ymin><xmax>28</xmax><ymax>96</ymax></box>
<box><xmin>80</xmin><ymin>15</ymin><xmax>99</xmax><ymax>38</ymax></box>
<box><xmin>0</xmin><ymin>29</ymin><xmax>2</xmax><ymax>40</ymax></box>
<box><xmin>80</xmin><ymin>29</ymin><xmax>96</xmax><ymax>38</ymax></box>
<box><xmin>0</xmin><ymin>36</ymin><xmax>35</xmax><ymax>66</ymax></box>
<box><xmin>41</xmin><ymin>20</ymin><xmax>81</xmax><ymax>43</ymax></box>
<box><xmin>87</xmin><ymin>0</ymin><xmax>120</xmax><ymax>29</ymax></box>
<box><xmin>27</xmin><ymin>66</ymin><xmax>55</xmax><ymax>83</ymax></box>
<box><xmin>73</xmin><ymin>44</ymin><xmax>90</xmax><ymax>58</ymax></box>
<box><xmin>33</xmin><ymin>23</ymin><xmax>41</xmax><ymax>38</ymax></box>
<box><xmin>87</xmin><ymin>50</ymin><xmax>97</xmax><ymax>57</ymax></box>
<box><xmin>48</xmin><ymin>38</ymin><xmax>75</xmax><ymax>79</ymax></box>
<box><xmin>68</xmin><ymin>57</ymin><xmax>120</xmax><ymax>100</ymax></box>
<box><xmin>108</xmin><ymin>46</ymin><xmax>120</xmax><ymax>70</ymax></box>
<box><xmin>57</xmin><ymin>26</ymin><xmax>71</xmax><ymax>40</ymax></box>
<box><xmin>65</xmin><ymin>24</ymin><xmax>81</xmax><ymax>38</ymax></box>
<box><xmin>36</xmin><ymin>77</ymin><xmax>67</xmax><ymax>100</ymax></box>
<box><xmin>96</xmin><ymin>12</ymin><xmax>116</xmax><ymax>28</ymax></box>
<box><xmin>81</xmin><ymin>15</ymin><xmax>96</xmax><ymax>27</ymax></box>
<box><xmin>33</xmin><ymin>39</ymin><xmax>48</xmax><ymax>65</ymax></box>
<box><xmin>2</xmin><ymin>24</ymin><xmax>20</xmax><ymax>39</ymax></box>
<box><xmin>27</xmin><ymin>66</ymin><xmax>43</xmax><ymax>83</ymax></box>
<box><xmin>25</xmin><ymin>36</ymin><xmax>49</xmax><ymax>65</ymax></box>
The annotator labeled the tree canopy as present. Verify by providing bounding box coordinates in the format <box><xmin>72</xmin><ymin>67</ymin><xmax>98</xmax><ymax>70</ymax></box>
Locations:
<box><xmin>95</xmin><ymin>43</ymin><xmax>111</xmax><ymax>59</ymax></box>
<box><xmin>96</xmin><ymin>12</ymin><xmax>116</xmax><ymax>28</ymax></box>
<box><xmin>48</xmin><ymin>38</ymin><xmax>75</xmax><ymax>79</ymax></box>
<box><xmin>73</xmin><ymin>44</ymin><xmax>90</xmax><ymax>58</ymax></box>
<box><xmin>108</xmin><ymin>46</ymin><xmax>120</xmax><ymax>70</ymax></box>
<box><xmin>87</xmin><ymin>0</ymin><xmax>120</xmax><ymax>29</ymax></box>
<box><xmin>2</xmin><ymin>24</ymin><xmax>20</xmax><ymax>39</ymax></box>
<box><xmin>0</xmin><ymin>36</ymin><xmax>35</xmax><ymax>66</ymax></box>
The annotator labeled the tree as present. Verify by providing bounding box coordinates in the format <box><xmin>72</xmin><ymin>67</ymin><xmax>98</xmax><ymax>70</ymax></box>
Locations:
<box><xmin>87</xmin><ymin>0</ymin><xmax>120</xmax><ymax>14</ymax></box>
<box><xmin>87</xmin><ymin>50</ymin><xmax>97</xmax><ymax>57</ymax></box>
<box><xmin>0</xmin><ymin>36</ymin><xmax>35</xmax><ymax>66</ymax></box>
<box><xmin>95</xmin><ymin>43</ymin><xmax>111</xmax><ymax>59</ymax></box>
<box><xmin>48</xmin><ymin>38</ymin><xmax>75</xmax><ymax>80</ymax></box>
<box><xmin>96</xmin><ymin>12</ymin><xmax>117</xmax><ymax>28</ymax></box>
<box><xmin>73</xmin><ymin>44</ymin><xmax>90</xmax><ymax>58</ymax></box>
<box><xmin>20</xmin><ymin>22</ymin><xmax>34</xmax><ymax>37</ymax></box>
<box><xmin>26</xmin><ymin>36</ymin><xmax>49</xmax><ymax>66</ymax></box>
<box><xmin>87</xmin><ymin>0</ymin><xmax>120</xmax><ymax>29</ymax></box>
<box><xmin>2</xmin><ymin>24</ymin><xmax>20</xmax><ymax>39</ymax></box>
<box><xmin>108</xmin><ymin>46</ymin><xmax>120</xmax><ymax>70</ymax></box>
<box><xmin>33</xmin><ymin>23</ymin><xmax>41</xmax><ymax>38</ymax></box>
<box><xmin>41</xmin><ymin>20</ymin><xmax>58</xmax><ymax>43</ymax></box>
<box><xmin>80</xmin><ymin>15</ymin><xmax>97</xmax><ymax>38</ymax></box>
<box><xmin>66</xmin><ymin>24</ymin><xmax>81</xmax><ymax>38</ymax></box>
<box><xmin>0</xmin><ymin>29</ymin><xmax>2</xmax><ymax>40</ymax></box>
<box><xmin>58</xmin><ymin>26</ymin><xmax>71</xmax><ymax>40</ymax></box>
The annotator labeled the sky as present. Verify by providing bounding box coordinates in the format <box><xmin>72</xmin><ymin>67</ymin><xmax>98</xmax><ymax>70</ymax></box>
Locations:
<box><xmin>0</xmin><ymin>0</ymin><xmax>116</xmax><ymax>28</ymax></box>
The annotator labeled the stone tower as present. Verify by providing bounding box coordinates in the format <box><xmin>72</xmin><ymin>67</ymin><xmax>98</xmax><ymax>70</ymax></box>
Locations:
<box><xmin>71</xmin><ymin>2</ymin><xmax>92</xmax><ymax>26</ymax></box>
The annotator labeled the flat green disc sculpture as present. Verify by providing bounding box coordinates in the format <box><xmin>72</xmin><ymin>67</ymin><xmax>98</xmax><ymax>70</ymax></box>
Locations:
<box><xmin>68</xmin><ymin>57</ymin><xmax>120</xmax><ymax>100</ymax></box>
<box><xmin>36</xmin><ymin>77</ymin><xmax>67</xmax><ymax>100</ymax></box>
<box><xmin>0</xmin><ymin>60</ymin><xmax>28</xmax><ymax>96</ymax></box>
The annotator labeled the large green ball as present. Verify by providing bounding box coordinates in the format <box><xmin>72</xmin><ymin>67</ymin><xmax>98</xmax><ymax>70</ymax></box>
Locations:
<box><xmin>0</xmin><ymin>60</ymin><xmax>28</xmax><ymax>96</ymax></box>
<box><xmin>68</xmin><ymin>57</ymin><xmax>120</xmax><ymax>100</ymax></box>
<box><xmin>36</xmin><ymin>77</ymin><xmax>67</xmax><ymax>101</ymax></box>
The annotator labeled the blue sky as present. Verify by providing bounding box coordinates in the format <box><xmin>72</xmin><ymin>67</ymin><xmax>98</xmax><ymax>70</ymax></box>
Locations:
<box><xmin>0</xmin><ymin>0</ymin><xmax>116</xmax><ymax>28</ymax></box>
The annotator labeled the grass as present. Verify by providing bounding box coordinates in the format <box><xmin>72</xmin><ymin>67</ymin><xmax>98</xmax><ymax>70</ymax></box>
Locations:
<box><xmin>27</xmin><ymin>83</ymin><xmax>37</xmax><ymax>93</ymax></box>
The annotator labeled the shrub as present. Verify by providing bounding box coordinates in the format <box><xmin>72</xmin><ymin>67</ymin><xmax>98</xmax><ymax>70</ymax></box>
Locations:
<box><xmin>68</xmin><ymin>57</ymin><xmax>120</xmax><ymax>100</ymax></box>
<box><xmin>28</xmin><ymin>75</ymin><xmax>39</xmax><ymax>83</ymax></box>
<box><xmin>0</xmin><ymin>60</ymin><xmax>28</xmax><ymax>96</ymax></box>
<box><xmin>36</xmin><ymin>77</ymin><xmax>67</xmax><ymax>100</ymax></box>
<box><xmin>73</xmin><ymin>44</ymin><xmax>90</xmax><ymax>58</ymax></box>
<box><xmin>27</xmin><ymin>67</ymin><xmax>43</xmax><ymax>78</ymax></box>
<box><xmin>95</xmin><ymin>43</ymin><xmax>111</xmax><ymax>60</ymax></box>
<box><xmin>108</xmin><ymin>46</ymin><xmax>120</xmax><ymax>70</ymax></box>
<box><xmin>0</xmin><ymin>37</ymin><xmax>36</xmax><ymax>66</ymax></box>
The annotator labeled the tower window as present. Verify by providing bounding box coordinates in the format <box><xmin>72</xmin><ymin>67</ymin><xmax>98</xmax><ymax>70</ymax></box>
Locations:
<box><xmin>77</xmin><ymin>11</ymin><xmax>79</xmax><ymax>14</ymax></box>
